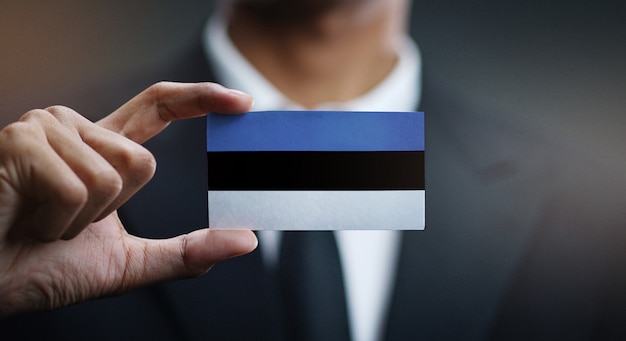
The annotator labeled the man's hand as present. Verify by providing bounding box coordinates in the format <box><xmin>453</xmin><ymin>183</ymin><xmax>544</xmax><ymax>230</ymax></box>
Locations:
<box><xmin>0</xmin><ymin>82</ymin><xmax>257</xmax><ymax>316</ymax></box>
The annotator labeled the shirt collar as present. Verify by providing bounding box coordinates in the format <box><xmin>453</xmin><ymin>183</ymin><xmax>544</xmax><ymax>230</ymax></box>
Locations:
<box><xmin>203</xmin><ymin>11</ymin><xmax>422</xmax><ymax>112</ymax></box>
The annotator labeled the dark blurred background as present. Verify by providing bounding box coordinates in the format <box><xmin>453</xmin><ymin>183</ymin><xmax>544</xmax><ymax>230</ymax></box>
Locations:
<box><xmin>0</xmin><ymin>0</ymin><xmax>213</xmax><ymax>125</ymax></box>
<box><xmin>1</xmin><ymin>0</ymin><xmax>625</xmax><ymax>162</ymax></box>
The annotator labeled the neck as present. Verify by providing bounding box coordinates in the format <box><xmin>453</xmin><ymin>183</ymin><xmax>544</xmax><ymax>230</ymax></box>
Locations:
<box><xmin>228</xmin><ymin>1</ymin><xmax>409</xmax><ymax>108</ymax></box>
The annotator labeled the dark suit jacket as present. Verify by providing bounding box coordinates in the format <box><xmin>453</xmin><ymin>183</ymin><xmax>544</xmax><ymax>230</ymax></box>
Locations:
<box><xmin>2</xmin><ymin>31</ymin><xmax>626</xmax><ymax>341</ymax></box>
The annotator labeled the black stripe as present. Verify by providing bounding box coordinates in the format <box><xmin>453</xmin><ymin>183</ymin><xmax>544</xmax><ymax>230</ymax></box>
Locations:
<box><xmin>207</xmin><ymin>151</ymin><xmax>424</xmax><ymax>190</ymax></box>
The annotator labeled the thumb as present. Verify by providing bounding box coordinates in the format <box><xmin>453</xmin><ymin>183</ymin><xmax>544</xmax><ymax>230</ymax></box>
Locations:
<box><xmin>127</xmin><ymin>229</ymin><xmax>258</xmax><ymax>285</ymax></box>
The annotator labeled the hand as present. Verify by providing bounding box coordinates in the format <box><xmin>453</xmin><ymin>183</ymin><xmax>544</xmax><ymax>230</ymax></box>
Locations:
<box><xmin>0</xmin><ymin>82</ymin><xmax>257</xmax><ymax>316</ymax></box>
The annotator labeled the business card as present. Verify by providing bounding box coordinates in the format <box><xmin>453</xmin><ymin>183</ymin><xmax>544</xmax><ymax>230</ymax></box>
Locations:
<box><xmin>207</xmin><ymin>110</ymin><xmax>424</xmax><ymax>230</ymax></box>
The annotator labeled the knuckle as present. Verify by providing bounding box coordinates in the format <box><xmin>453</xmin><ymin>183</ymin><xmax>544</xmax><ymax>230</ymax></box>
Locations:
<box><xmin>150</xmin><ymin>81</ymin><xmax>173</xmax><ymax>93</ymax></box>
<box><xmin>147</xmin><ymin>81</ymin><xmax>173</xmax><ymax>104</ymax></box>
<box><xmin>149</xmin><ymin>81</ymin><xmax>175</xmax><ymax>122</ymax></box>
<box><xmin>18</xmin><ymin>106</ymin><xmax>81</xmax><ymax>128</ymax></box>
<box><xmin>150</xmin><ymin>81</ymin><xmax>165</xmax><ymax>89</ymax></box>
<box><xmin>0</xmin><ymin>121</ymin><xmax>30</xmax><ymax>139</ymax></box>
<box><xmin>44</xmin><ymin>105</ymin><xmax>80</xmax><ymax>124</ymax></box>
<box><xmin>57</xmin><ymin>181</ymin><xmax>89</xmax><ymax>210</ymax></box>
<box><xmin>90</xmin><ymin>167</ymin><xmax>124</xmax><ymax>199</ymax></box>
<box><xmin>116</xmin><ymin>144</ymin><xmax>157</xmax><ymax>183</ymax></box>
<box><xmin>133</xmin><ymin>147</ymin><xmax>158</xmax><ymax>182</ymax></box>
<box><xmin>18</xmin><ymin>108</ymin><xmax>54</xmax><ymax>123</ymax></box>
<box><xmin>0</xmin><ymin>122</ymin><xmax>44</xmax><ymax>152</ymax></box>
<box><xmin>44</xmin><ymin>105</ymin><xmax>73</xmax><ymax>116</ymax></box>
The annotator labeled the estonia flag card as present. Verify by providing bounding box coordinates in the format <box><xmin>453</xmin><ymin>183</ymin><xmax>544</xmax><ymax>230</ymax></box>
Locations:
<box><xmin>207</xmin><ymin>110</ymin><xmax>425</xmax><ymax>230</ymax></box>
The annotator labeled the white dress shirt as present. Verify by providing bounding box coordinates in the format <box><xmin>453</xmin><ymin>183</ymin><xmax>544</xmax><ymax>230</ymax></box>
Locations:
<box><xmin>203</xmin><ymin>12</ymin><xmax>422</xmax><ymax>341</ymax></box>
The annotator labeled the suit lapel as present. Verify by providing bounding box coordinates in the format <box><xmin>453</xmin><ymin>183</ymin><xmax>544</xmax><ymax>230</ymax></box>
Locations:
<box><xmin>383</xmin><ymin>77</ymin><xmax>545</xmax><ymax>339</ymax></box>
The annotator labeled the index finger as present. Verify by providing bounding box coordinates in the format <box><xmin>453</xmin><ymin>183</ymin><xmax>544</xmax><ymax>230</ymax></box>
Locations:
<box><xmin>97</xmin><ymin>82</ymin><xmax>253</xmax><ymax>144</ymax></box>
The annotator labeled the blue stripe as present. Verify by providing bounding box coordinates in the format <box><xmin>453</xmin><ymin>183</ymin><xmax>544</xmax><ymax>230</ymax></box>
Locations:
<box><xmin>207</xmin><ymin>110</ymin><xmax>424</xmax><ymax>152</ymax></box>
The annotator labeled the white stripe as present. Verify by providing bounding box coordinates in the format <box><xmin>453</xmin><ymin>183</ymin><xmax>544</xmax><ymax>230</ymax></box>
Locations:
<box><xmin>208</xmin><ymin>190</ymin><xmax>424</xmax><ymax>230</ymax></box>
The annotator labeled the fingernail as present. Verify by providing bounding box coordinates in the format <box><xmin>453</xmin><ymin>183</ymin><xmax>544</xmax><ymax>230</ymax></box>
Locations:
<box><xmin>228</xmin><ymin>89</ymin><xmax>254</xmax><ymax>110</ymax></box>
<box><xmin>227</xmin><ymin>88</ymin><xmax>249</xmax><ymax>97</ymax></box>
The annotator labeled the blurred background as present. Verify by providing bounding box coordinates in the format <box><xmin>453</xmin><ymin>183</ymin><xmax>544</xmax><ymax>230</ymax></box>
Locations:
<box><xmin>0</xmin><ymin>0</ymin><xmax>213</xmax><ymax>125</ymax></box>
<box><xmin>1</xmin><ymin>0</ymin><xmax>625</xmax><ymax>161</ymax></box>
